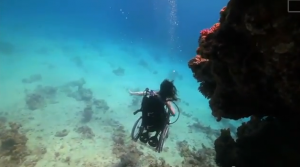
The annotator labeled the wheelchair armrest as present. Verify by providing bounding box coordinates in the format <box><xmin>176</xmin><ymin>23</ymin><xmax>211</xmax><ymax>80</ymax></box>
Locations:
<box><xmin>133</xmin><ymin>110</ymin><xmax>141</xmax><ymax>115</ymax></box>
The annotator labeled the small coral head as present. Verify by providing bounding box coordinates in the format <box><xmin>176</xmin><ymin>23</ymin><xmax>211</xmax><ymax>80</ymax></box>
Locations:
<box><xmin>194</xmin><ymin>54</ymin><xmax>209</xmax><ymax>64</ymax></box>
<box><xmin>210</xmin><ymin>23</ymin><xmax>220</xmax><ymax>32</ymax></box>
<box><xmin>220</xmin><ymin>6</ymin><xmax>226</xmax><ymax>13</ymax></box>
<box><xmin>200</xmin><ymin>29</ymin><xmax>211</xmax><ymax>36</ymax></box>
<box><xmin>200</xmin><ymin>23</ymin><xmax>221</xmax><ymax>38</ymax></box>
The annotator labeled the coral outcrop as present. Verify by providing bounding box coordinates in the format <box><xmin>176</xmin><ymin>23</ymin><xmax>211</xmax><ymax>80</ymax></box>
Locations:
<box><xmin>63</xmin><ymin>78</ymin><xmax>93</xmax><ymax>102</ymax></box>
<box><xmin>25</xmin><ymin>85</ymin><xmax>57</xmax><ymax>110</ymax></box>
<box><xmin>25</xmin><ymin>93</ymin><xmax>46</xmax><ymax>110</ymax></box>
<box><xmin>189</xmin><ymin>0</ymin><xmax>300</xmax><ymax>121</ymax></box>
<box><xmin>0</xmin><ymin>122</ymin><xmax>29</xmax><ymax>164</ymax></box>
<box><xmin>177</xmin><ymin>140</ymin><xmax>216</xmax><ymax>167</ymax></box>
<box><xmin>55</xmin><ymin>129</ymin><xmax>69</xmax><ymax>138</ymax></box>
<box><xmin>75</xmin><ymin>125</ymin><xmax>95</xmax><ymax>139</ymax></box>
<box><xmin>214</xmin><ymin>116</ymin><xmax>300</xmax><ymax>167</ymax></box>
<box><xmin>188</xmin><ymin>0</ymin><xmax>300</xmax><ymax>166</ymax></box>
<box><xmin>93</xmin><ymin>99</ymin><xmax>109</xmax><ymax>112</ymax></box>
<box><xmin>82</xmin><ymin>105</ymin><xmax>93</xmax><ymax>123</ymax></box>
<box><xmin>22</xmin><ymin>74</ymin><xmax>42</xmax><ymax>84</ymax></box>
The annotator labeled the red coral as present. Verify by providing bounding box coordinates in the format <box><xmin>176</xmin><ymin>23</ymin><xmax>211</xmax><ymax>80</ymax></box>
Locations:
<box><xmin>220</xmin><ymin>6</ymin><xmax>226</xmax><ymax>13</ymax></box>
<box><xmin>200</xmin><ymin>29</ymin><xmax>210</xmax><ymax>38</ymax></box>
<box><xmin>200</xmin><ymin>23</ymin><xmax>220</xmax><ymax>40</ymax></box>
<box><xmin>193</xmin><ymin>54</ymin><xmax>208</xmax><ymax>64</ymax></box>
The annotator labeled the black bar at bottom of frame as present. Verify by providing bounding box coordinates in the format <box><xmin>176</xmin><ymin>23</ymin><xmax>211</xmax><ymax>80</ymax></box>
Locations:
<box><xmin>288</xmin><ymin>0</ymin><xmax>300</xmax><ymax>12</ymax></box>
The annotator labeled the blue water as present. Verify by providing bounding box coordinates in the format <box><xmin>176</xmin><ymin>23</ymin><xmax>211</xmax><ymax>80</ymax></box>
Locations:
<box><xmin>0</xmin><ymin>0</ymin><xmax>248</xmax><ymax>166</ymax></box>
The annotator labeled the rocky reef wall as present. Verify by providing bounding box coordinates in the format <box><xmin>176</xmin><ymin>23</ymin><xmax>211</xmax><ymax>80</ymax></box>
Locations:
<box><xmin>188</xmin><ymin>0</ymin><xmax>300</xmax><ymax>166</ymax></box>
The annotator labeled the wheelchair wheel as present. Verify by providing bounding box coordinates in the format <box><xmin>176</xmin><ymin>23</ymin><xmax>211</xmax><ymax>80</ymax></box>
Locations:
<box><xmin>157</xmin><ymin>125</ymin><xmax>169</xmax><ymax>153</ymax></box>
<box><xmin>131</xmin><ymin>116</ymin><xmax>143</xmax><ymax>141</ymax></box>
<box><xmin>166</xmin><ymin>130</ymin><xmax>169</xmax><ymax>138</ymax></box>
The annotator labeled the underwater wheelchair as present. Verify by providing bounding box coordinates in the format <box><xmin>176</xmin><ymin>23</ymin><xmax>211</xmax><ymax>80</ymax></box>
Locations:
<box><xmin>131</xmin><ymin>88</ymin><xmax>180</xmax><ymax>153</ymax></box>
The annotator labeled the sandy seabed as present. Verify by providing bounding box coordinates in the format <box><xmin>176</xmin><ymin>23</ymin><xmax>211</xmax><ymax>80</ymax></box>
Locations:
<box><xmin>0</xmin><ymin>31</ymin><xmax>233</xmax><ymax>167</ymax></box>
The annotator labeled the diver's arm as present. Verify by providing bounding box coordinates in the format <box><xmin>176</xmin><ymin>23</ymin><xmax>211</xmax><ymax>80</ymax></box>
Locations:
<box><xmin>166</xmin><ymin>101</ymin><xmax>176</xmax><ymax>115</ymax></box>
<box><xmin>166</xmin><ymin>97</ymin><xmax>180</xmax><ymax>101</ymax></box>
<box><xmin>128</xmin><ymin>90</ymin><xmax>145</xmax><ymax>96</ymax></box>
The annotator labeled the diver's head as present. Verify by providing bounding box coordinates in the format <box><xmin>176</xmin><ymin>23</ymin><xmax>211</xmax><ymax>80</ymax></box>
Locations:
<box><xmin>159</xmin><ymin>79</ymin><xmax>178</xmax><ymax>101</ymax></box>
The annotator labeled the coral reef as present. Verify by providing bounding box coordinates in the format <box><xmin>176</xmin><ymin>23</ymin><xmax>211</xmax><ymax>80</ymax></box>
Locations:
<box><xmin>129</xmin><ymin>96</ymin><xmax>141</xmax><ymax>108</ymax></box>
<box><xmin>111</xmin><ymin>124</ymin><xmax>131</xmax><ymax>157</ymax></box>
<box><xmin>76</xmin><ymin>85</ymin><xmax>93</xmax><ymax>101</ymax></box>
<box><xmin>110</xmin><ymin>121</ymin><xmax>159</xmax><ymax>166</ymax></box>
<box><xmin>215</xmin><ymin>116</ymin><xmax>300</xmax><ymax>167</ymax></box>
<box><xmin>25</xmin><ymin>93</ymin><xmax>46</xmax><ymax>110</ymax></box>
<box><xmin>75</xmin><ymin>125</ymin><xmax>95</xmax><ymax>139</ymax></box>
<box><xmin>112</xmin><ymin>123</ymin><xmax>143</xmax><ymax>167</ymax></box>
<box><xmin>81</xmin><ymin>99</ymin><xmax>110</xmax><ymax>122</ymax></box>
<box><xmin>55</xmin><ymin>129</ymin><xmax>69</xmax><ymax>137</ymax></box>
<box><xmin>189</xmin><ymin>0</ymin><xmax>300</xmax><ymax>120</ymax></box>
<box><xmin>71</xmin><ymin>56</ymin><xmax>83</xmax><ymax>68</ymax></box>
<box><xmin>112</xmin><ymin>126</ymin><xmax>126</xmax><ymax>146</ymax></box>
<box><xmin>177</xmin><ymin>140</ymin><xmax>217</xmax><ymax>167</ymax></box>
<box><xmin>93</xmin><ymin>99</ymin><xmax>110</xmax><ymax>112</ymax></box>
<box><xmin>188</xmin><ymin>120</ymin><xmax>220</xmax><ymax>142</ymax></box>
<box><xmin>110</xmin><ymin>120</ymin><xmax>174</xmax><ymax>167</ymax></box>
<box><xmin>112</xmin><ymin>67</ymin><xmax>125</xmax><ymax>76</ymax></box>
<box><xmin>25</xmin><ymin>85</ymin><xmax>57</xmax><ymax>110</ymax></box>
<box><xmin>64</xmin><ymin>78</ymin><xmax>93</xmax><ymax>102</ymax></box>
<box><xmin>118</xmin><ymin>150</ymin><xmax>142</xmax><ymax>167</ymax></box>
<box><xmin>148</xmin><ymin>159</ymin><xmax>173</xmax><ymax>167</ymax></box>
<box><xmin>22</xmin><ymin>74</ymin><xmax>42</xmax><ymax>84</ymax></box>
<box><xmin>188</xmin><ymin>0</ymin><xmax>300</xmax><ymax>166</ymax></box>
<box><xmin>64</xmin><ymin>78</ymin><xmax>86</xmax><ymax>88</ymax></box>
<box><xmin>0</xmin><ymin>122</ymin><xmax>29</xmax><ymax>164</ymax></box>
<box><xmin>82</xmin><ymin>105</ymin><xmax>93</xmax><ymax>123</ymax></box>
<box><xmin>34</xmin><ymin>85</ymin><xmax>57</xmax><ymax>99</ymax></box>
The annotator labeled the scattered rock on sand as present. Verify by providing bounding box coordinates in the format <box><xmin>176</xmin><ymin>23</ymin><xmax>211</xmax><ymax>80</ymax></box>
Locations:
<box><xmin>82</xmin><ymin>105</ymin><xmax>93</xmax><ymax>123</ymax></box>
<box><xmin>93</xmin><ymin>99</ymin><xmax>109</xmax><ymax>112</ymax></box>
<box><xmin>25</xmin><ymin>93</ymin><xmax>46</xmax><ymax>110</ymax></box>
<box><xmin>55</xmin><ymin>129</ymin><xmax>69</xmax><ymax>137</ymax></box>
<box><xmin>112</xmin><ymin>67</ymin><xmax>125</xmax><ymax>76</ymax></box>
<box><xmin>66</xmin><ymin>83</ymin><xmax>93</xmax><ymax>102</ymax></box>
<box><xmin>75</xmin><ymin>125</ymin><xmax>95</xmax><ymax>139</ymax></box>
<box><xmin>25</xmin><ymin>85</ymin><xmax>58</xmax><ymax>110</ymax></box>
<box><xmin>22</xmin><ymin>74</ymin><xmax>42</xmax><ymax>84</ymax></box>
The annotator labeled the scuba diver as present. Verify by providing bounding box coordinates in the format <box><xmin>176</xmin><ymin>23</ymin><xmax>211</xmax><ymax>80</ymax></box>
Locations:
<box><xmin>128</xmin><ymin>79</ymin><xmax>178</xmax><ymax>149</ymax></box>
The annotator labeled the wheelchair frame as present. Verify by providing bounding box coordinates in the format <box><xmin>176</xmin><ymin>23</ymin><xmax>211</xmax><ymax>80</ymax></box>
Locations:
<box><xmin>131</xmin><ymin>100</ymin><xmax>179</xmax><ymax>153</ymax></box>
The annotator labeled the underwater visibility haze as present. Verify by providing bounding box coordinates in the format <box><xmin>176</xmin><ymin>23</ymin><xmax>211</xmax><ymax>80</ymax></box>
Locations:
<box><xmin>0</xmin><ymin>0</ymin><xmax>248</xmax><ymax>166</ymax></box>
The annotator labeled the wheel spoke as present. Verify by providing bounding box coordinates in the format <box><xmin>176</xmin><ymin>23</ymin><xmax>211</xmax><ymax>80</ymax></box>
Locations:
<box><xmin>131</xmin><ymin>117</ymin><xmax>143</xmax><ymax>141</ymax></box>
